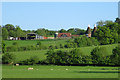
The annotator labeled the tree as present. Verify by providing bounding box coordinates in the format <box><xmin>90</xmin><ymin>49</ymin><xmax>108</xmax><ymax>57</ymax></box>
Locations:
<box><xmin>94</xmin><ymin>26</ymin><xmax>118</xmax><ymax>45</ymax></box>
<box><xmin>91</xmin><ymin>47</ymin><xmax>109</xmax><ymax>65</ymax></box>
<box><xmin>110</xmin><ymin>45</ymin><xmax>120</xmax><ymax>65</ymax></box>
<box><xmin>15</xmin><ymin>26</ymin><xmax>23</xmax><ymax>37</ymax></box>
<box><xmin>35</xmin><ymin>28</ymin><xmax>46</xmax><ymax>36</ymax></box>
<box><xmin>4</xmin><ymin>24</ymin><xmax>15</xmax><ymax>31</ymax></box>
<box><xmin>9</xmin><ymin>30</ymin><xmax>16</xmax><ymax>37</ymax></box>
<box><xmin>115</xmin><ymin>18</ymin><xmax>120</xmax><ymax>24</ymax></box>
<box><xmin>59</xmin><ymin>29</ymin><xmax>67</xmax><ymax>33</ymax></box>
<box><xmin>2</xmin><ymin>28</ymin><xmax>8</xmax><ymax>40</ymax></box>
<box><xmin>96</xmin><ymin>20</ymin><xmax>104</xmax><ymax>27</ymax></box>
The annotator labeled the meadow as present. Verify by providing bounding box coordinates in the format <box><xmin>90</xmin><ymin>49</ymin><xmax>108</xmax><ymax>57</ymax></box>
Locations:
<box><xmin>2</xmin><ymin>65</ymin><xmax>119</xmax><ymax>78</ymax></box>
<box><xmin>4</xmin><ymin>39</ymin><xmax>68</xmax><ymax>47</ymax></box>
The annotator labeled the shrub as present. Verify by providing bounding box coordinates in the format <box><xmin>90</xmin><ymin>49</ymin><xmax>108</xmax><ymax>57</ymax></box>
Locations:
<box><xmin>2</xmin><ymin>53</ymin><xmax>16</xmax><ymax>64</ymax></box>
<box><xmin>91</xmin><ymin>47</ymin><xmax>109</xmax><ymax>65</ymax></box>
<box><xmin>7</xmin><ymin>46</ymin><xmax>18</xmax><ymax>52</ymax></box>
<box><xmin>110</xmin><ymin>45</ymin><xmax>120</xmax><ymax>65</ymax></box>
<box><xmin>46</xmin><ymin>48</ymin><xmax>84</xmax><ymax>65</ymax></box>
<box><xmin>74</xmin><ymin>36</ymin><xmax>98</xmax><ymax>47</ymax></box>
<box><xmin>19</xmin><ymin>56</ymin><xmax>39</xmax><ymax>65</ymax></box>
<box><xmin>2</xmin><ymin>41</ymin><xmax>7</xmax><ymax>53</ymax></box>
<box><xmin>59</xmin><ymin>44</ymin><xmax>64</xmax><ymax>48</ymax></box>
<box><xmin>12</xmin><ymin>42</ymin><xmax>18</xmax><ymax>46</ymax></box>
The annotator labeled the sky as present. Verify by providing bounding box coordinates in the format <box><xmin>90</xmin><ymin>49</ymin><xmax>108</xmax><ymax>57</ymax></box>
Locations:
<box><xmin>2</xmin><ymin>2</ymin><xmax>118</xmax><ymax>30</ymax></box>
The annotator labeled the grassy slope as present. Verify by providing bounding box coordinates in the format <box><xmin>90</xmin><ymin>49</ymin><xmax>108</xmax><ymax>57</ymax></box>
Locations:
<box><xmin>9</xmin><ymin>44</ymin><xmax>118</xmax><ymax>62</ymax></box>
<box><xmin>4</xmin><ymin>39</ymin><xmax>68</xmax><ymax>47</ymax></box>
<box><xmin>2</xmin><ymin>65</ymin><xmax>119</xmax><ymax>78</ymax></box>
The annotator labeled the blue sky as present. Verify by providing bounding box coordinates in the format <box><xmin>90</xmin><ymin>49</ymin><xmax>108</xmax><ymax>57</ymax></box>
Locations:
<box><xmin>2</xmin><ymin>2</ymin><xmax>118</xmax><ymax>30</ymax></box>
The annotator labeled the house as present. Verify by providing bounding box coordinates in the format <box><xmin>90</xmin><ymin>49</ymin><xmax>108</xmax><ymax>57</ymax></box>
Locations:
<box><xmin>57</xmin><ymin>33</ymin><xmax>71</xmax><ymax>38</ymax></box>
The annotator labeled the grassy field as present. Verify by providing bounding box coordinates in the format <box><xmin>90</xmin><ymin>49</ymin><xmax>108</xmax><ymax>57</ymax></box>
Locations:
<box><xmin>9</xmin><ymin>44</ymin><xmax>118</xmax><ymax>62</ymax></box>
<box><xmin>4</xmin><ymin>39</ymin><xmax>68</xmax><ymax>47</ymax></box>
<box><xmin>2</xmin><ymin>65</ymin><xmax>119</xmax><ymax>78</ymax></box>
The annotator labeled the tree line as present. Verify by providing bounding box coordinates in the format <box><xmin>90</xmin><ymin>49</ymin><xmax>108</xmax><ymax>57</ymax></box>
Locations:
<box><xmin>2</xmin><ymin>24</ymin><xmax>86</xmax><ymax>40</ymax></box>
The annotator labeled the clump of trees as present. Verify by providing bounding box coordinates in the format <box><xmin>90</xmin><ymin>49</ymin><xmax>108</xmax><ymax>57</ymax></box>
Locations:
<box><xmin>45</xmin><ymin>49</ymin><xmax>85</xmax><ymax>65</ymax></box>
<box><xmin>74</xmin><ymin>36</ymin><xmax>99</xmax><ymax>47</ymax></box>
<box><xmin>45</xmin><ymin>46</ymin><xmax>120</xmax><ymax>66</ymax></box>
<box><xmin>93</xmin><ymin>19</ymin><xmax>120</xmax><ymax>45</ymax></box>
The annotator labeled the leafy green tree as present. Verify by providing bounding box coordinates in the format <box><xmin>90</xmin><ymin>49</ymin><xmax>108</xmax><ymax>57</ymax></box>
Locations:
<box><xmin>9</xmin><ymin>30</ymin><xmax>16</xmax><ymax>37</ymax></box>
<box><xmin>115</xmin><ymin>18</ymin><xmax>120</xmax><ymax>24</ymax></box>
<box><xmin>4</xmin><ymin>24</ymin><xmax>15</xmax><ymax>31</ymax></box>
<box><xmin>59</xmin><ymin>29</ymin><xmax>67</xmax><ymax>33</ymax></box>
<box><xmin>91</xmin><ymin>47</ymin><xmax>109</xmax><ymax>65</ymax></box>
<box><xmin>94</xmin><ymin>26</ymin><xmax>118</xmax><ymax>44</ymax></box>
<box><xmin>15</xmin><ymin>26</ymin><xmax>23</xmax><ymax>37</ymax></box>
<box><xmin>110</xmin><ymin>45</ymin><xmax>120</xmax><ymax>65</ymax></box>
<box><xmin>2</xmin><ymin>28</ymin><xmax>8</xmax><ymax>40</ymax></box>
<box><xmin>35</xmin><ymin>28</ymin><xmax>46</xmax><ymax>36</ymax></box>
<box><xmin>96</xmin><ymin>20</ymin><xmax>104</xmax><ymax>26</ymax></box>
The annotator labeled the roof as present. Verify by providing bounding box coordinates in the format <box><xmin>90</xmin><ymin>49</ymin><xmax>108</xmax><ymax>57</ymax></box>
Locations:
<box><xmin>58</xmin><ymin>33</ymin><xmax>71</xmax><ymax>37</ymax></box>
<box><xmin>71</xmin><ymin>35</ymin><xmax>80</xmax><ymax>37</ymax></box>
<box><xmin>86</xmin><ymin>27</ymin><xmax>91</xmax><ymax>34</ymax></box>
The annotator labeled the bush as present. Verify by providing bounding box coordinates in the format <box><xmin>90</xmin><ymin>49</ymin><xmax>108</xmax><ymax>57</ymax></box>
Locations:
<box><xmin>74</xmin><ymin>36</ymin><xmax>99</xmax><ymax>47</ymax></box>
<box><xmin>91</xmin><ymin>47</ymin><xmax>109</xmax><ymax>65</ymax></box>
<box><xmin>7</xmin><ymin>46</ymin><xmax>18</xmax><ymax>52</ymax></box>
<box><xmin>49</xmin><ymin>45</ymin><xmax>54</xmax><ymax>50</ymax></box>
<box><xmin>46</xmin><ymin>48</ymin><xmax>85</xmax><ymax>65</ymax></box>
<box><xmin>59</xmin><ymin>44</ymin><xmax>64</xmax><ymax>48</ymax></box>
<box><xmin>110</xmin><ymin>45</ymin><xmax>120</xmax><ymax>65</ymax></box>
<box><xmin>2</xmin><ymin>41</ymin><xmax>7</xmax><ymax>53</ymax></box>
<box><xmin>2</xmin><ymin>53</ymin><xmax>16</xmax><ymax>64</ymax></box>
<box><xmin>13</xmin><ymin>42</ymin><xmax>18</xmax><ymax>46</ymax></box>
<box><xmin>19</xmin><ymin>56</ymin><xmax>39</xmax><ymax>65</ymax></box>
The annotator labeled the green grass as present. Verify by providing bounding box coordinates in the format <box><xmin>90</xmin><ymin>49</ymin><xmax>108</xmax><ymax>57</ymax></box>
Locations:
<box><xmin>9</xmin><ymin>44</ymin><xmax>118</xmax><ymax>62</ymax></box>
<box><xmin>4</xmin><ymin>39</ymin><xmax>68</xmax><ymax>47</ymax></box>
<box><xmin>2</xmin><ymin>65</ymin><xmax>119</xmax><ymax>78</ymax></box>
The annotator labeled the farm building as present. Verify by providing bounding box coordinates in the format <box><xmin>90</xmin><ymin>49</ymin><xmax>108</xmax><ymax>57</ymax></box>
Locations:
<box><xmin>86</xmin><ymin>25</ymin><xmax>91</xmax><ymax>38</ymax></box>
<box><xmin>86</xmin><ymin>24</ymin><xmax>97</xmax><ymax>38</ymax></box>
<box><xmin>54</xmin><ymin>32</ymin><xmax>79</xmax><ymax>38</ymax></box>
<box><xmin>55</xmin><ymin>33</ymin><xmax>72</xmax><ymax>38</ymax></box>
<box><xmin>26</xmin><ymin>33</ymin><xmax>44</xmax><ymax>40</ymax></box>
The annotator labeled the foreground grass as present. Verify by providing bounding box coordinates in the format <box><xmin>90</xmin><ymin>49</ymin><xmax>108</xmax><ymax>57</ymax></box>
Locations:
<box><xmin>9</xmin><ymin>44</ymin><xmax>118</xmax><ymax>62</ymax></box>
<box><xmin>2</xmin><ymin>65</ymin><xmax>119</xmax><ymax>78</ymax></box>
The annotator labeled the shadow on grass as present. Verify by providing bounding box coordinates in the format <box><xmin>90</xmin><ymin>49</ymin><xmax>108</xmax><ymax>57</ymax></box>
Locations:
<box><xmin>75</xmin><ymin>70</ymin><xmax>120</xmax><ymax>73</ymax></box>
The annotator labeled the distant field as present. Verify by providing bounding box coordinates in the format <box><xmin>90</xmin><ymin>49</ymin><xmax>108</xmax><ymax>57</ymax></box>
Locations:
<box><xmin>2</xmin><ymin>65</ymin><xmax>119</xmax><ymax>78</ymax></box>
<box><xmin>4</xmin><ymin>39</ymin><xmax>68</xmax><ymax>47</ymax></box>
<box><xmin>9</xmin><ymin>44</ymin><xmax>118</xmax><ymax>62</ymax></box>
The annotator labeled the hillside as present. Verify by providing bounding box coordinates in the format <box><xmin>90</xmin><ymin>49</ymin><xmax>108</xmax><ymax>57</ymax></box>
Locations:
<box><xmin>9</xmin><ymin>43</ymin><xmax>118</xmax><ymax>63</ymax></box>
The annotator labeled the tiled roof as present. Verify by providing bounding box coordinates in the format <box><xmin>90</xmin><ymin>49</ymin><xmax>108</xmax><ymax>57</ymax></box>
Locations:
<box><xmin>58</xmin><ymin>33</ymin><xmax>71</xmax><ymax>37</ymax></box>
